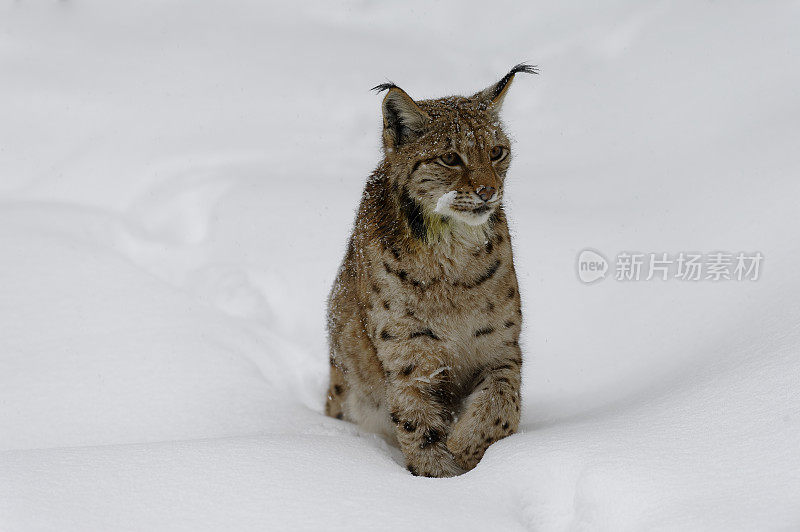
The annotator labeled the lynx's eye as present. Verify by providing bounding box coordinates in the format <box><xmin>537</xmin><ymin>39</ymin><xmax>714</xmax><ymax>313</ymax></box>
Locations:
<box><xmin>438</xmin><ymin>152</ymin><xmax>463</xmax><ymax>168</ymax></box>
<box><xmin>489</xmin><ymin>146</ymin><xmax>507</xmax><ymax>162</ymax></box>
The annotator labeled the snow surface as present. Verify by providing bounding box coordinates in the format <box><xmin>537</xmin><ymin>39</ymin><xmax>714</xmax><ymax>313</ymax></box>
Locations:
<box><xmin>2</xmin><ymin>1</ymin><xmax>800</xmax><ymax>530</ymax></box>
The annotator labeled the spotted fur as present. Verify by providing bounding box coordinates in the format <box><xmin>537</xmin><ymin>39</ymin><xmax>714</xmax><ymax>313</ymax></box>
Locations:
<box><xmin>326</xmin><ymin>65</ymin><xmax>535</xmax><ymax>477</ymax></box>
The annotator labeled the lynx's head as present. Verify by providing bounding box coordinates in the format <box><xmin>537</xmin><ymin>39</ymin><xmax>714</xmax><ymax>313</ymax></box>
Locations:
<box><xmin>374</xmin><ymin>64</ymin><xmax>537</xmax><ymax>230</ymax></box>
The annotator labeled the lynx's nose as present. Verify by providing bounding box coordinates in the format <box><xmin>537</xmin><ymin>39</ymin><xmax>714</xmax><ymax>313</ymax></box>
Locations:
<box><xmin>476</xmin><ymin>186</ymin><xmax>495</xmax><ymax>202</ymax></box>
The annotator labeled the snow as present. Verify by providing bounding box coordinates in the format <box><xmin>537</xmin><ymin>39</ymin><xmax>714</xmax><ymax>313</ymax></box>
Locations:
<box><xmin>2</xmin><ymin>1</ymin><xmax>799</xmax><ymax>529</ymax></box>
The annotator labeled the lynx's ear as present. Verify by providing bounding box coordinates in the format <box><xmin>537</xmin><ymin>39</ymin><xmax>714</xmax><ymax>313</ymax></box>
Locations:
<box><xmin>373</xmin><ymin>83</ymin><xmax>430</xmax><ymax>149</ymax></box>
<box><xmin>476</xmin><ymin>63</ymin><xmax>538</xmax><ymax>111</ymax></box>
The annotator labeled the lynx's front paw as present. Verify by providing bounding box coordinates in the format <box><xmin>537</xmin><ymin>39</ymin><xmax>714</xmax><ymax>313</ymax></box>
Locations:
<box><xmin>446</xmin><ymin>387</ymin><xmax>519</xmax><ymax>471</ymax></box>
<box><xmin>405</xmin><ymin>440</ymin><xmax>464</xmax><ymax>478</ymax></box>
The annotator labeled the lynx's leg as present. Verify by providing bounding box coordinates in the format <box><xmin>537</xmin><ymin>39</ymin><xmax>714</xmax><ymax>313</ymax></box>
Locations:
<box><xmin>383</xmin><ymin>344</ymin><xmax>463</xmax><ymax>478</ymax></box>
<box><xmin>325</xmin><ymin>356</ymin><xmax>348</xmax><ymax>420</ymax></box>
<box><xmin>447</xmin><ymin>345</ymin><xmax>522</xmax><ymax>471</ymax></box>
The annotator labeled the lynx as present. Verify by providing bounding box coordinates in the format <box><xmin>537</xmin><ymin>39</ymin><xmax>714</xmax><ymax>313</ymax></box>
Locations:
<box><xmin>326</xmin><ymin>64</ymin><xmax>536</xmax><ymax>477</ymax></box>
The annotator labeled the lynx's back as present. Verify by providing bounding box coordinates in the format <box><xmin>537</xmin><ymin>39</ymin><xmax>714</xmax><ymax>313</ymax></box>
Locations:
<box><xmin>326</xmin><ymin>65</ymin><xmax>536</xmax><ymax>477</ymax></box>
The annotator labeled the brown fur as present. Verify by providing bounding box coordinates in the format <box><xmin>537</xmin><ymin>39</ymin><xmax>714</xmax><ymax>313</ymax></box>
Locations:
<box><xmin>326</xmin><ymin>65</ymin><xmax>535</xmax><ymax>477</ymax></box>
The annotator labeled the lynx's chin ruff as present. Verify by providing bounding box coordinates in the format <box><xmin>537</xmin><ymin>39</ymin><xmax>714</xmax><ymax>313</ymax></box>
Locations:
<box><xmin>326</xmin><ymin>64</ymin><xmax>536</xmax><ymax>477</ymax></box>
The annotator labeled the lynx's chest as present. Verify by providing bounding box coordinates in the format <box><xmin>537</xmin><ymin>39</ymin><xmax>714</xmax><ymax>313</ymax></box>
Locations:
<box><xmin>362</xmin><ymin>227</ymin><xmax>520</xmax><ymax>372</ymax></box>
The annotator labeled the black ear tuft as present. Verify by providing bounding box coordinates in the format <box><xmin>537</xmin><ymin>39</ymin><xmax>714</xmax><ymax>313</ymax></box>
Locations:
<box><xmin>489</xmin><ymin>63</ymin><xmax>539</xmax><ymax>101</ymax></box>
<box><xmin>510</xmin><ymin>63</ymin><xmax>540</xmax><ymax>76</ymax></box>
<box><xmin>372</xmin><ymin>82</ymin><xmax>399</xmax><ymax>93</ymax></box>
